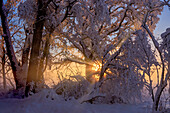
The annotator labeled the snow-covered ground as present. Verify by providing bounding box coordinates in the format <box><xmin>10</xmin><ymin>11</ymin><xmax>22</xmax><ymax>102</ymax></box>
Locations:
<box><xmin>0</xmin><ymin>90</ymin><xmax>151</xmax><ymax>113</ymax></box>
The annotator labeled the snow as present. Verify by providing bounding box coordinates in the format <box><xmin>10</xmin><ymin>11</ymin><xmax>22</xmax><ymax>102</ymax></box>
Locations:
<box><xmin>0</xmin><ymin>90</ymin><xmax>150</xmax><ymax>113</ymax></box>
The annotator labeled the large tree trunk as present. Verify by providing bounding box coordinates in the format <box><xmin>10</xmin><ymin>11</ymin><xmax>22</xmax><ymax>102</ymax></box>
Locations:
<box><xmin>0</xmin><ymin>1</ymin><xmax>24</xmax><ymax>90</ymax></box>
<box><xmin>25</xmin><ymin>0</ymin><xmax>47</xmax><ymax>96</ymax></box>
<box><xmin>37</xmin><ymin>34</ymin><xmax>50</xmax><ymax>84</ymax></box>
<box><xmin>0</xmin><ymin>1</ymin><xmax>29</xmax><ymax>97</ymax></box>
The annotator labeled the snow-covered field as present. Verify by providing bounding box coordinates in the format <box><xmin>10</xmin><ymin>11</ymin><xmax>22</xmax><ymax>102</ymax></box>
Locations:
<box><xmin>0</xmin><ymin>90</ymin><xmax>151</xmax><ymax>113</ymax></box>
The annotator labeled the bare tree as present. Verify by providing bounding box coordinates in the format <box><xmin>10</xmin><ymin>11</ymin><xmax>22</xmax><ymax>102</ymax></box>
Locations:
<box><xmin>141</xmin><ymin>8</ymin><xmax>170</xmax><ymax>112</ymax></box>
<box><xmin>0</xmin><ymin>0</ymin><xmax>31</xmax><ymax>96</ymax></box>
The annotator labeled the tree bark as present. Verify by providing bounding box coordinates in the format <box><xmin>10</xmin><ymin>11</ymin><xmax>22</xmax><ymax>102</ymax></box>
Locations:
<box><xmin>85</xmin><ymin>63</ymin><xmax>94</xmax><ymax>83</ymax></box>
<box><xmin>142</xmin><ymin>23</ymin><xmax>168</xmax><ymax>112</ymax></box>
<box><xmin>152</xmin><ymin>84</ymin><xmax>166</xmax><ymax>111</ymax></box>
<box><xmin>161</xmin><ymin>28</ymin><xmax>170</xmax><ymax>97</ymax></box>
<box><xmin>2</xmin><ymin>47</ymin><xmax>6</xmax><ymax>90</ymax></box>
<box><xmin>85</xmin><ymin>54</ymin><xmax>95</xmax><ymax>83</ymax></box>
<box><xmin>25</xmin><ymin>0</ymin><xmax>47</xmax><ymax>96</ymax></box>
<box><xmin>0</xmin><ymin>1</ymin><xmax>30</xmax><ymax>97</ymax></box>
<box><xmin>0</xmin><ymin>0</ymin><xmax>23</xmax><ymax>90</ymax></box>
<box><xmin>37</xmin><ymin>35</ymin><xmax>50</xmax><ymax>84</ymax></box>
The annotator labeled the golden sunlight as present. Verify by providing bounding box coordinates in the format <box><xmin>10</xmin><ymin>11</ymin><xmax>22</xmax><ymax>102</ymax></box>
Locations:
<box><xmin>92</xmin><ymin>74</ymin><xmax>100</xmax><ymax>82</ymax></box>
<box><xmin>92</xmin><ymin>63</ymin><xmax>102</xmax><ymax>72</ymax></box>
<box><xmin>91</xmin><ymin>62</ymin><xmax>107</xmax><ymax>82</ymax></box>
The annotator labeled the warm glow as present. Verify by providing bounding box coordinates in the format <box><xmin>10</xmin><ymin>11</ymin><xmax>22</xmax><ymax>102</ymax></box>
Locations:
<box><xmin>91</xmin><ymin>63</ymin><xmax>101</xmax><ymax>82</ymax></box>
<box><xmin>92</xmin><ymin>63</ymin><xmax>102</xmax><ymax>72</ymax></box>
<box><xmin>91</xmin><ymin>62</ymin><xmax>107</xmax><ymax>82</ymax></box>
<box><xmin>92</xmin><ymin>74</ymin><xmax>100</xmax><ymax>82</ymax></box>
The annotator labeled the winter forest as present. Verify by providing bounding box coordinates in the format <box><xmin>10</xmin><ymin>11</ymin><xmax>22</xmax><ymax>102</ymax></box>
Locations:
<box><xmin>0</xmin><ymin>0</ymin><xmax>170</xmax><ymax>113</ymax></box>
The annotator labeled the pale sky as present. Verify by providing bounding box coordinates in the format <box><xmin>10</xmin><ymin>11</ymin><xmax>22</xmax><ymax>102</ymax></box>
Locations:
<box><xmin>154</xmin><ymin>6</ymin><xmax>170</xmax><ymax>36</ymax></box>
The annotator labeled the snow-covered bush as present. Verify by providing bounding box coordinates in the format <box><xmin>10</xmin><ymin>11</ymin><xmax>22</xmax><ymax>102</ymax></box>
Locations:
<box><xmin>53</xmin><ymin>75</ymin><xmax>90</xmax><ymax>100</ymax></box>
<box><xmin>0</xmin><ymin>88</ymin><xmax>8</xmax><ymax>98</ymax></box>
<box><xmin>52</xmin><ymin>71</ymin><xmax>143</xmax><ymax>104</ymax></box>
<box><xmin>32</xmin><ymin>88</ymin><xmax>64</xmax><ymax>101</ymax></box>
<box><xmin>99</xmin><ymin>73</ymin><xmax>144</xmax><ymax>104</ymax></box>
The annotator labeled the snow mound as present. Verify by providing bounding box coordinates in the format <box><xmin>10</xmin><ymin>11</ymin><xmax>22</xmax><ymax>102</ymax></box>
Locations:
<box><xmin>0</xmin><ymin>90</ymin><xmax>150</xmax><ymax>113</ymax></box>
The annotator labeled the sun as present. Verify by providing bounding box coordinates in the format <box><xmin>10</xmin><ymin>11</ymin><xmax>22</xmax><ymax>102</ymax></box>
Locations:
<box><xmin>91</xmin><ymin>62</ymin><xmax>107</xmax><ymax>82</ymax></box>
<box><xmin>92</xmin><ymin>63</ymin><xmax>102</xmax><ymax>72</ymax></box>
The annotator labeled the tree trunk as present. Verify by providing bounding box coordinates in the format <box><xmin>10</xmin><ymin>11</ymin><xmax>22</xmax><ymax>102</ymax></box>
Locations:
<box><xmin>152</xmin><ymin>84</ymin><xmax>166</xmax><ymax>111</ymax></box>
<box><xmin>37</xmin><ymin>34</ymin><xmax>50</xmax><ymax>84</ymax></box>
<box><xmin>86</xmin><ymin>64</ymin><xmax>94</xmax><ymax>83</ymax></box>
<box><xmin>2</xmin><ymin>47</ymin><xmax>6</xmax><ymax>90</ymax></box>
<box><xmin>85</xmin><ymin>57</ymin><xmax>94</xmax><ymax>83</ymax></box>
<box><xmin>0</xmin><ymin>1</ymin><xmax>24</xmax><ymax>90</ymax></box>
<box><xmin>161</xmin><ymin>28</ymin><xmax>170</xmax><ymax>94</ymax></box>
<box><xmin>25</xmin><ymin>0</ymin><xmax>47</xmax><ymax>96</ymax></box>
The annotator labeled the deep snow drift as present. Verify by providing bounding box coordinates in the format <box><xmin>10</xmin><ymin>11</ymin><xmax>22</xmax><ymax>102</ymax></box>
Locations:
<box><xmin>0</xmin><ymin>89</ymin><xmax>152</xmax><ymax>113</ymax></box>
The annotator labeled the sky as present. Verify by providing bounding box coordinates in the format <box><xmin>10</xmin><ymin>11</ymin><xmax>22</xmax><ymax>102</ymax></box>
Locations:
<box><xmin>154</xmin><ymin>6</ymin><xmax>170</xmax><ymax>36</ymax></box>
